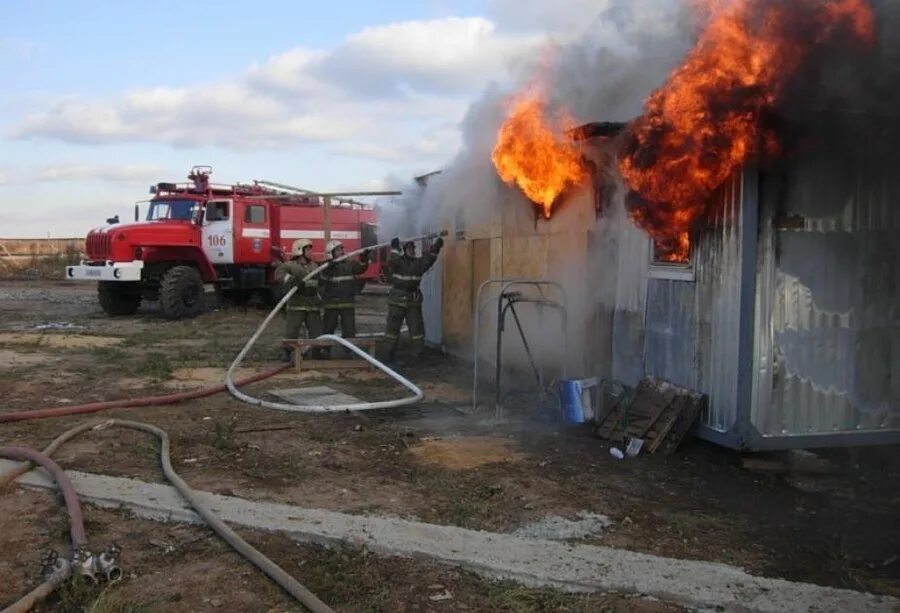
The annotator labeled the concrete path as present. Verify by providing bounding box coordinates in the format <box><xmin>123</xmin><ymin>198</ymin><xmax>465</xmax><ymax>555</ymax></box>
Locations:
<box><xmin>3</xmin><ymin>459</ymin><xmax>896</xmax><ymax>613</ymax></box>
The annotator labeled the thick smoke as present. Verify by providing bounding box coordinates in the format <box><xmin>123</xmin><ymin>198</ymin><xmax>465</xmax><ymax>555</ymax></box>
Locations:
<box><xmin>776</xmin><ymin>0</ymin><xmax>900</xmax><ymax>162</ymax></box>
<box><xmin>375</xmin><ymin>1</ymin><xmax>697</xmax><ymax>384</ymax></box>
<box><xmin>381</xmin><ymin>0</ymin><xmax>695</xmax><ymax>240</ymax></box>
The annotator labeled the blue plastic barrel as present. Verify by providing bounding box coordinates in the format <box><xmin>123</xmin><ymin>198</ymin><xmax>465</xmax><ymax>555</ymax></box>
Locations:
<box><xmin>558</xmin><ymin>379</ymin><xmax>586</xmax><ymax>424</ymax></box>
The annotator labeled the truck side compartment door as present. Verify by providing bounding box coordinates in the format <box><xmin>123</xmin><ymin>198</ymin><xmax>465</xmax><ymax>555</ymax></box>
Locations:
<box><xmin>201</xmin><ymin>199</ymin><xmax>234</xmax><ymax>264</ymax></box>
<box><xmin>236</xmin><ymin>202</ymin><xmax>271</xmax><ymax>264</ymax></box>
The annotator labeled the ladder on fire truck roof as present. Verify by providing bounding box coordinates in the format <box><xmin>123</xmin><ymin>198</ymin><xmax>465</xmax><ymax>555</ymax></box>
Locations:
<box><xmin>252</xmin><ymin>180</ymin><xmax>398</xmax><ymax>210</ymax></box>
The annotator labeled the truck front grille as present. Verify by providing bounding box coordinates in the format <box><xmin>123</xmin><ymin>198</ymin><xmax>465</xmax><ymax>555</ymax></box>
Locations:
<box><xmin>86</xmin><ymin>233</ymin><xmax>111</xmax><ymax>260</ymax></box>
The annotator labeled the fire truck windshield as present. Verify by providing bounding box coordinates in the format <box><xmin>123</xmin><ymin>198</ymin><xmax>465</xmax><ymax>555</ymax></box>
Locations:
<box><xmin>147</xmin><ymin>199</ymin><xmax>196</xmax><ymax>221</ymax></box>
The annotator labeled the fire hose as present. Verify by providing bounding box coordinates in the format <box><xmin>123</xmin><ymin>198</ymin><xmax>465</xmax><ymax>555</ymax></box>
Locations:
<box><xmin>0</xmin><ymin>420</ymin><xmax>333</xmax><ymax>613</ymax></box>
<box><xmin>0</xmin><ymin>364</ymin><xmax>289</xmax><ymax>424</ymax></box>
<box><xmin>0</xmin><ymin>446</ymin><xmax>120</xmax><ymax>613</ymax></box>
<box><xmin>225</xmin><ymin>232</ymin><xmax>446</xmax><ymax>413</ymax></box>
<box><xmin>2</xmin><ymin>234</ymin><xmax>444</xmax><ymax>609</ymax></box>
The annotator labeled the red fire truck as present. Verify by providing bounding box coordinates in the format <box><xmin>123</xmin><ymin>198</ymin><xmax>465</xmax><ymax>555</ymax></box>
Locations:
<box><xmin>65</xmin><ymin>167</ymin><xmax>388</xmax><ymax>318</ymax></box>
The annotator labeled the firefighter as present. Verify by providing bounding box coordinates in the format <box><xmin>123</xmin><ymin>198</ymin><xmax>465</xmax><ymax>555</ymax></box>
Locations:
<box><xmin>320</xmin><ymin>239</ymin><xmax>369</xmax><ymax>343</ymax></box>
<box><xmin>384</xmin><ymin>235</ymin><xmax>444</xmax><ymax>360</ymax></box>
<box><xmin>274</xmin><ymin>239</ymin><xmax>322</xmax><ymax>362</ymax></box>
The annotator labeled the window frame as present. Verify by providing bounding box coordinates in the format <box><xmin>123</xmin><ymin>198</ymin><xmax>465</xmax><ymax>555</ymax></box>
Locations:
<box><xmin>205</xmin><ymin>200</ymin><xmax>230</xmax><ymax>223</ymax></box>
<box><xmin>244</xmin><ymin>204</ymin><xmax>267</xmax><ymax>224</ymax></box>
<box><xmin>647</xmin><ymin>236</ymin><xmax>695</xmax><ymax>282</ymax></box>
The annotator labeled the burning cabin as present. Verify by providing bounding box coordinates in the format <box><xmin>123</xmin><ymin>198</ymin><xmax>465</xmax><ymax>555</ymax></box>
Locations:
<box><xmin>417</xmin><ymin>0</ymin><xmax>898</xmax><ymax>450</ymax></box>
<box><xmin>421</xmin><ymin>123</ymin><xmax>898</xmax><ymax>451</ymax></box>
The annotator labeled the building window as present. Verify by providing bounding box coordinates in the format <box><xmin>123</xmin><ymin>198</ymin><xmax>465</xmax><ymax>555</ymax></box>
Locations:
<box><xmin>454</xmin><ymin>210</ymin><xmax>466</xmax><ymax>241</ymax></box>
<box><xmin>245</xmin><ymin>204</ymin><xmax>266</xmax><ymax>224</ymax></box>
<box><xmin>647</xmin><ymin>234</ymin><xmax>695</xmax><ymax>281</ymax></box>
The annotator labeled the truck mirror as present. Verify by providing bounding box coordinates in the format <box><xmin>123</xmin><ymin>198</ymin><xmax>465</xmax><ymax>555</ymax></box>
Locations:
<box><xmin>134</xmin><ymin>204</ymin><xmax>139</xmax><ymax>222</ymax></box>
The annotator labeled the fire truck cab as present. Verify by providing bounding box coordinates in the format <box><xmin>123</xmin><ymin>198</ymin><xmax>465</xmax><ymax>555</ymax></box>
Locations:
<box><xmin>66</xmin><ymin>167</ymin><xmax>383</xmax><ymax>318</ymax></box>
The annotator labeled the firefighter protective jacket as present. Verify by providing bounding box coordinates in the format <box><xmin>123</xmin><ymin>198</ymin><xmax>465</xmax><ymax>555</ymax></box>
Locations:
<box><xmin>387</xmin><ymin>246</ymin><xmax>439</xmax><ymax>308</ymax></box>
<box><xmin>320</xmin><ymin>253</ymin><xmax>369</xmax><ymax>308</ymax></box>
<box><xmin>275</xmin><ymin>258</ymin><xmax>322</xmax><ymax>311</ymax></box>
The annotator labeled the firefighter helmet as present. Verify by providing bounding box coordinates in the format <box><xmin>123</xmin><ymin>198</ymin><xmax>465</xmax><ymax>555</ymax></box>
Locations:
<box><xmin>291</xmin><ymin>239</ymin><xmax>313</xmax><ymax>257</ymax></box>
<box><xmin>325</xmin><ymin>239</ymin><xmax>343</xmax><ymax>258</ymax></box>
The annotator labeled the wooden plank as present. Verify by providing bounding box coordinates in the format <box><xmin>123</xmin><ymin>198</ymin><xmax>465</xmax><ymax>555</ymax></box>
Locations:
<box><xmin>442</xmin><ymin>240</ymin><xmax>473</xmax><ymax>351</ymax></box>
<box><xmin>595</xmin><ymin>380</ymin><xmax>651</xmax><ymax>440</ymax></box>
<box><xmin>628</xmin><ymin>387</ymin><xmax>676</xmax><ymax>438</ymax></box>
<box><xmin>297</xmin><ymin>359</ymin><xmax>373</xmax><ymax>371</ymax></box>
<box><xmin>595</xmin><ymin>405</ymin><xmax>623</xmax><ymax>440</ymax></box>
<box><xmin>283</xmin><ymin>338</ymin><xmax>378</xmax><ymax>349</ymax></box>
<box><xmin>661</xmin><ymin>395</ymin><xmax>706</xmax><ymax>455</ymax></box>
<box><xmin>646</xmin><ymin>396</ymin><xmax>689</xmax><ymax>454</ymax></box>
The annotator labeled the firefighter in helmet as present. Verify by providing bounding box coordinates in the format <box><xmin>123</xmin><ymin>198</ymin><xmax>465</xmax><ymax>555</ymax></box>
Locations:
<box><xmin>384</xmin><ymin>235</ymin><xmax>444</xmax><ymax>359</ymax></box>
<box><xmin>274</xmin><ymin>238</ymin><xmax>322</xmax><ymax>362</ymax></box>
<box><xmin>319</xmin><ymin>239</ymin><xmax>369</xmax><ymax>343</ymax></box>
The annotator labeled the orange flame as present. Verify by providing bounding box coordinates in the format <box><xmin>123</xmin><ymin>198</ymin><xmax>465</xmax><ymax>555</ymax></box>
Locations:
<box><xmin>492</xmin><ymin>91</ymin><xmax>589</xmax><ymax>218</ymax></box>
<box><xmin>619</xmin><ymin>0</ymin><xmax>875</xmax><ymax>262</ymax></box>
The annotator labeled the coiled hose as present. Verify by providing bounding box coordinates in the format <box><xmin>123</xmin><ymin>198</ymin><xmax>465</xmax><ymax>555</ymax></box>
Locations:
<box><xmin>225</xmin><ymin>233</ymin><xmax>445</xmax><ymax>413</ymax></box>
<box><xmin>1</xmin><ymin>419</ymin><xmax>334</xmax><ymax>613</ymax></box>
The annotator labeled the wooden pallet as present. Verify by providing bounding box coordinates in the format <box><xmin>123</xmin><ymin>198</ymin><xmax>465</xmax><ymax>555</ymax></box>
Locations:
<box><xmin>282</xmin><ymin>337</ymin><xmax>378</xmax><ymax>372</ymax></box>
<box><xmin>595</xmin><ymin>378</ymin><xmax>706</xmax><ymax>455</ymax></box>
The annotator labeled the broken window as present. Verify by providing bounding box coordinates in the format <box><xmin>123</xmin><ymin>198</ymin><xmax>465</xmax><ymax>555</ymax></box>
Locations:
<box><xmin>648</xmin><ymin>233</ymin><xmax>695</xmax><ymax>281</ymax></box>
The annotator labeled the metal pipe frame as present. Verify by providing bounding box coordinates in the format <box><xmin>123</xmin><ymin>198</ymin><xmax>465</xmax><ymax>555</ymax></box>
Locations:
<box><xmin>495</xmin><ymin>295</ymin><xmax>566</xmax><ymax>418</ymax></box>
<box><xmin>471</xmin><ymin>279</ymin><xmax>568</xmax><ymax>414</ymax></box>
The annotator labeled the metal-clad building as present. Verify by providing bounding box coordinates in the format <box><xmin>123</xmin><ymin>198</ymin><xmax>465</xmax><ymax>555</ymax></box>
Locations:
<box><xmin>601</xmin><ymin>145</ymin><xmax>900</xmax><ymax>449</ymax></box>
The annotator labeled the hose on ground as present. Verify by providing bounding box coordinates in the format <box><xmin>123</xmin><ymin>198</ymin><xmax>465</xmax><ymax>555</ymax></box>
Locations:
<box><xmin>0</xmin><ymin>364</ymin><xmax>289</xmax><ymax>424</ymax></box>
<box><xmin>1</xmin><ymin>420</ymin><xmax>117</xmax><ymax>489</ymax></box>
<box><xmin>2</xmin><ymin>566</ymin><xmax>72</xmax><ymax>613</ymax></box>
<box><xmin>0</xmin><ymin>447</ymin><xmax>87</xmax><ymax>546</ymax></box>
<box><xmin>225</xmin><ymin>232</ymin><xmax>445</xmax><ymax>413</ymax></box>
<box><xmin>0</xmin><ymin>447</ymin><xmax>85</xmax><ymax>613</ymax></box>
<box><xmin>2</xmin><ymin>419</ymin><xmax>334</xmax><ymax>613</ymax></box>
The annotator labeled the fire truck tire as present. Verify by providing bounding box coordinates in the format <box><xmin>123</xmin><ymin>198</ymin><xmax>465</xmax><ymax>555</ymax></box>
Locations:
<box><xmin>98</xmin><ymin>281</ymin><xmax>142</xmax><ymax>316</ymax></box>
<box><xmin>159</xmin><ymin>265</ymin><xmax>205</xmax><ymax>319</ymax></box>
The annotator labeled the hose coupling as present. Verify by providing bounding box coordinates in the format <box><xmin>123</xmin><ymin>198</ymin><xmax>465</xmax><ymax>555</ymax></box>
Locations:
<box><xmin>72</xmin><ymin>547</ymin><xmax>97</xmax><ymax>582</ymax></box>
<box><xmin>95</xmin><ymin>543</ymin><xmax>123</xmax><ymax>582</ymax></box>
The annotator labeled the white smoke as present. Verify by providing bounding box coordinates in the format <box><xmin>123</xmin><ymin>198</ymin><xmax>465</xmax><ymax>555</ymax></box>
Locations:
<box><xmin>384</xmin><ymin>0</ymin><xmax>692</xmax><ymax>238</ymax></box>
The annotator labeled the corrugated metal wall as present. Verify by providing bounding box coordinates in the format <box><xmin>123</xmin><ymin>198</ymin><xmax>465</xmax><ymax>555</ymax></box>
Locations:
<box><xmin>752</xmin><ymin>152</ymin><xmax>900</xmax><ymax>439</ymax></box>
<box><xmin>642</xmin><ymin>172</ymin><xmax>745</xmax><ymax>433</ymax></box>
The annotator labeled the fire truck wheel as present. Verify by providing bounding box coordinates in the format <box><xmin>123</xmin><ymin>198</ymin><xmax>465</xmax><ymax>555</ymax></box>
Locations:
<box><xmin>98</xmin><ymin>281</ymin><xmax>142</xmax><ymax>316</ymax></box>
<box><xmin>159</xmin><ymin>265</ymin><xmax>205</xmax><ymax>319</ymax></box>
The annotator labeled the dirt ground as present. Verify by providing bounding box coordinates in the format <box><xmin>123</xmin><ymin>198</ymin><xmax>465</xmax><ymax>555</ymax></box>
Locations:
<box><xmin>1</xmin><ymin>279</ymin><xmax>899</xmax><ymax>611</ymax></box>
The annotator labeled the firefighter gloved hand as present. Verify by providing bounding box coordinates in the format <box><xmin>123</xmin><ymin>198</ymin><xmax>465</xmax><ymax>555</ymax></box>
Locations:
<box><xmin>359</xmin><ymin>250</ymin><xmax>370</xmax><ymax>263</ymax></box>
<box><xmin>390</xmin><ymin>237</ymin><xmax>400</xmax><ymax>251</ymax></box>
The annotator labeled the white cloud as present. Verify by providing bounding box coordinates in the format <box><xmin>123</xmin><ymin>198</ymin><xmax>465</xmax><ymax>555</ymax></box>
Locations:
<box><xmin>35</xmin><ymin>164</ymin><xmax>165</xmax><ymax>184</ymax></box>
<box><xmin>16</xmin><ymin>84</ymin><xmax>363</xmax><ymax>150</ymax></box>
<box><xmin>316</xmin><ymin>17</ymin><xmax>544</xmax><ymax>97</ymax></box>
<box><xmin>14</xmin><ymin>17</ymin><xmax>546</xmax><ymax>157</ymax></box>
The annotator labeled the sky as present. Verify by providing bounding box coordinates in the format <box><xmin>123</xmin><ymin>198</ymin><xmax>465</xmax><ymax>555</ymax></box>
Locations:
<box><xmin>0</xmin><ymin>0</ymin><xmax>614</xmax><ymax>237</ymax></box>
